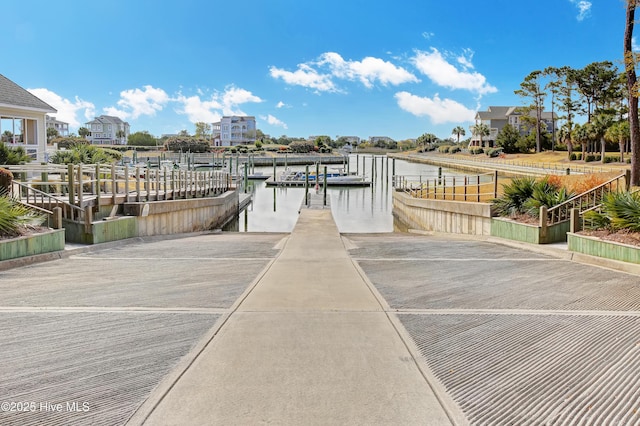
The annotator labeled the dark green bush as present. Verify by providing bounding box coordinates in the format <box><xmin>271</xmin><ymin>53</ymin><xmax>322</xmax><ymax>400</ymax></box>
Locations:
<box><xmin>165</xmin><ymin>137</ymin><xmax>210</xmax><ymax>153</ymax></box>
<box><xmin>583</xmin><ymin>191</ymin><xmax>640</xmax><ymax>232</ymax></box>
<box><xmin>0</xmin><ymin>190</ymin><xmax>46</xmax><ymax>237</ymax></box>
<box><xmin>492</xmin><ymin>177</ymin><xmax>536</xmax><ymax>216</ymax></box>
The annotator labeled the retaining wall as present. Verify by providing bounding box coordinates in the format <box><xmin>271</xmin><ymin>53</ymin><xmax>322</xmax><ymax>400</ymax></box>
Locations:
<box><xmin>392</xmin><ymin>190</ymin><xmax>493</xmax><ymax>235</ymax></box>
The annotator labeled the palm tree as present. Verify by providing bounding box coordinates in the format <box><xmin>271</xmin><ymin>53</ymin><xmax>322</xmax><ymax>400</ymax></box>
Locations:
<box><xmin>452</xmin><ymin>126</ymin><xmax>466</xmax><ymax>144</ymax></box>
<box><xmin>558</xmin><ymin>123</ymin><xmax>573</xmax><ymax>159</ymax></box>
<box><xmin>470</xmin><ymin>123</ymin><xmax>490</xmax><ymax>148</ymax></box>
<box><xmin>572</xmin><ymin>123</ymin><xmax>591</xmax><ymax>160</ymax></box>
<box><xmin>590</xmin><ymin>113</ymin><xmax>613</xmax><ymax>163</ymax></box>
<box><xmin>605</xmin><ymin>121</ymin><xmax>630</xmax><ymax>163</ymax></box>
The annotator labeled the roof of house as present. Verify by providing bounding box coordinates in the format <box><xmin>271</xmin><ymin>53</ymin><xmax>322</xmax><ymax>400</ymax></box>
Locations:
<box><xmin>86</xmin><ymin>115</ymin><xmax>129</xmax><ymax>125</ymax></box>
<box><xmin>0</xmin><ymin>74</ymin><xmax>56</xmax><ymax>113</ymax></box>
<box><xmin>477</xmin><ymin>106</ymin><xmax>556</xmax><ymax>121</ymax></box>
<box><xmin>475</xmin><ymin>107</ymin><xmax>511</xmax><ymax>121</ymax></box>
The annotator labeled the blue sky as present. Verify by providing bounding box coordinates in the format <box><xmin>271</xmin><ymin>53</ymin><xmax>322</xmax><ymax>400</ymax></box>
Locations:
<box><xmin>2</xmin><ymin>0</ymin><xmax>625</xmax><ymax>141</ymax></box>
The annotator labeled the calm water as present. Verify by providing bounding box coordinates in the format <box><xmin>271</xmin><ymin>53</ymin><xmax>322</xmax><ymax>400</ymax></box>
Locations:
<box><xmin>224</xmin><ymin>154</ymin><xmax>464</xmax><ymax>233</ymax></box>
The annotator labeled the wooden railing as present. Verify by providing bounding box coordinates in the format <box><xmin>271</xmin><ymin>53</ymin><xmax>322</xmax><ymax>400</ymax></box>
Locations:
<box><xmin>393</xmin><ymin>171</ymin><xmax>499</xmax><ymax>202</ymax></box>
<box><xmin>4</xmin><ymin>163</ymin><xmax>234</xmax><ymax>215</ymax></box>
<box><xmin>545</xmin><ymin>171</ymin><xmax>629</xmax><ymax>226</ymax></box>
<box><xmin>11</xmin><ymin>180</ymin><xmax>85</xmax><ymax>223</ymax></box>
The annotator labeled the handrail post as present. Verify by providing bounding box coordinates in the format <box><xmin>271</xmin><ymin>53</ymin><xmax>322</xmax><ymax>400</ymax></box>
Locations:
<box><xmin>540</xmin><ymin>206</ymin><xmax>548</xmax><ymax>240</ymax></box>
<box><xmin>95</xmin><ymin>164</ymin><xmax>101</xmax><ymax>204</ymax></box>
<box><xmin>125</xmin><ymin>165</ymin><xmax>130</xmax><ymax>203</ymax></box>
<box><xmin>68</xmin><ymin>164</ymin><xmax>75</xmax><ymax>206</ymax></box>
<box><xmin>77</xmin><ymin>164</ymin><xmax>83</xmax><ymax>207</ymax></box>
<box><xmin>570</xmin><ymin>208</ymin><xmax>580</xmax><ymax>233</ymax></box>
<box><xmin>111</xmin><ymin>164</ymin><xmax>117</xmax><ymax>204</ymax></box>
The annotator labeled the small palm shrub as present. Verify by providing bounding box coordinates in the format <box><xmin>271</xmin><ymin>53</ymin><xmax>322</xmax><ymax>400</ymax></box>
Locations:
<box><xmin>493</xmin><ymin>177</ymin><xmax>574</xmax><ymax>218</ymax></box>
<box><xmin>0</xmin><ymin>191</ymin><xmax>46</xmax><ymax>238</ymax></box>
<box><xmin>492</xmin><ymin>177</ymin><xmax>536</xmax><ymax>216</ymax></box>
<box><xmin>583</xmin><ymin>191</ymin><xmax>640</xmax><ymax>232</ymax></box>
<box><xmin>523</xmin><ymin>178</ymin><xmax>574</xmax><ymax>218</ymax></box>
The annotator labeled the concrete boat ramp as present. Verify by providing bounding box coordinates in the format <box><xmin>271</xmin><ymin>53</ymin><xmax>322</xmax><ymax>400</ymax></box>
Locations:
<box><xmin>1</xmin><ymin>207</ymin><xmax>640</xmax><ymax>424</ymax></box>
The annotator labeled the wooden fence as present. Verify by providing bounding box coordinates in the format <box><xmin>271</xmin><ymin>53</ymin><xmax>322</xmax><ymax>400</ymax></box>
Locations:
<box><xmin>393</xmin><ymin>171</ymin><xmax>499</xmax><ymax>202</ymax></box>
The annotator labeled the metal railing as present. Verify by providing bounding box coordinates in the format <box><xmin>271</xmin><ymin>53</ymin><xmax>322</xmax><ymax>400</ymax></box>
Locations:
<box><xmin>545</xmin><ymin>171</ymin><xmax>629</xmax><ymax>226</ymax></box>
<box><xmin>393</xmin><ymin>171</ymin><xmax>499</xmax><ymax>202</ymax></box>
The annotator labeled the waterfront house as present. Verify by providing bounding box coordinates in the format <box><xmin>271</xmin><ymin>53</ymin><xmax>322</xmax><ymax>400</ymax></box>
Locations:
<box><xmin>0</xmin><ymin>74</ymin><xmax>57</xmax><ymax>162</ymax></box>
<box><xmin>46</xmin><ymin>115</ymin><xmax>69</xmax><ymax>137</ymax></box>
<box><xmin>212</xmin><ymin>116</ymin><xmax>257</xmax><ymax>147</ymax></box>
<box><xmin>85</xmin><ymin>115</ymin><xmax>130</xmax><ymax>145</ymax></box>
<box><xmin>469</xmin><ymin>106</ymin><xmax>556</xmax><ymax>148</ymax></box>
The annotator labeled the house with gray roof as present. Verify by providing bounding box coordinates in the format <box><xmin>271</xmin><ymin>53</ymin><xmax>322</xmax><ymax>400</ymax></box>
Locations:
<box><xmin>469</xmin><ymin>106</ymin><xmax>556</xmax><ymax>148</ymax></box>
<box><xmin>84</xmin><ymin>115</ymin><xmax>130</xmax><ymax>145</ymax></box>
<box><xmin>0</xmin><ymin>74</ymin><xmax>57</xmax><ymax>162</ymax></box>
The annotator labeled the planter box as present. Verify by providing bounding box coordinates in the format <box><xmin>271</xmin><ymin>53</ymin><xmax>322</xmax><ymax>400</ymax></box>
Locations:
<box><xmin>0</xmin><ymin>229</ymin><xmax>65</xmax><ymax>261</ymax></box>
<box><xmin>568</xmin><ymin>232</ymin><xmax>640</xmax><ymax>264</ymax></box>
<box><xmin>491</xmin><ymin>217</ymin><xmax>570</xmax><ymax>244</ymax></box>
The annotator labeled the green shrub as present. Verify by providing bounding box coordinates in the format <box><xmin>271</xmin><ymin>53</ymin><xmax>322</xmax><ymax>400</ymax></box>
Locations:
<box><xmin>165</xmin><ymin>137</ymin><xmax>210</xmax><ymax>153</ymax></box>
<box><xmin>583</xmin><ymin>191</ymin><xmax>640</xmax><ymax>232</ymax></box>
<box><xmin>449</xmin><ymin>146</ymin><xmax>461</xmax><ymax>154</ymax></box>
<box><xmin>603</xmin><ymin>156</ymin><xmax>618</xmax><ymax>164</ymax></box>
<box><xmin>438</xmin><ymin>145</ymin><xmax>450</xmax><ymax>153</ymax></box>
<box><xmin>469</xmin><ymin>147</ymin><xmax>484</xmax><ymax>155</ymax></box>
<box><xmin>486</xmin><ymin>148</ymin><xmax>503</xmax><ymax>158</ymax></box>
<box><xmin>570</xmin><ymin>153</ymin><xmax>578</xmax><ymax>161</ymax></box>
<box><xmin>492</xmin><ymin>176</ymin><xmax>537</xmax><ymax>216</ymax></box>
<box><xmin>0</xmin><ymin>190</ymin><xmax>46</xmax><ymax>237</ymax></box>
<box><xmin>522</xmin><ymin>178</ymin><xmax>574</xmax><ymax>218</ymax></box>
<box><xmin>0</xmin><ymin>142</ymin><xmax>31</xmax><ymax>165</ymax></box>
<box><xmin>49</xmin><ymin>144</ymin><xmax>122</xmax><ymax>164</ymax></box>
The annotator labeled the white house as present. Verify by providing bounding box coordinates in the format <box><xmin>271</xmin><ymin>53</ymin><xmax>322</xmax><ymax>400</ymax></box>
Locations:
<box><xmin>46</xmin><ymin>115</ymin><xmax>69</xmax><ymax>137</ymax></box>
<box><xmin>469</xmin><ymin>106</ymin><xmax>557</xmax><ymax>148</ymax></box>
<box><xmin>85</xmin><ymin>115</ymin><xmax>130</xmax><ymax>145</ymax></box>
<box><xmin>212</xmin><ymin>116</ymin><xmax>256</xmax><ymax>146</ymax></box>
<box><xmin>0</xmin><ymin>74</ymin><xmax>57</xmax><ymax>162</ymax></box>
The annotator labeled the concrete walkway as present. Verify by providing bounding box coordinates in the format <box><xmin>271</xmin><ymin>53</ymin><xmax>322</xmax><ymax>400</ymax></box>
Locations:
<box><xmin>131</xmin><ymin>209</ymin><xmax>459</xmax><ymax>425</ymax></box>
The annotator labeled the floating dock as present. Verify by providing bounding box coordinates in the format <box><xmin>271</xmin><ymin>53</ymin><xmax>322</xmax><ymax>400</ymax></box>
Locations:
<box><xmin>265</xmin><ymin>177</ymin><xmax>371</xmax><ymax>187</ymax></box>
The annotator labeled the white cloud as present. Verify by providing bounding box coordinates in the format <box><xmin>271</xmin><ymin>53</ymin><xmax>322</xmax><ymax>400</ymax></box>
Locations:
<box><xmin>28</xmin><ymin>88</ymin><xmax>95</xmax><ymax>130</ymax></box>
<box><xmin>221</xmin><ymin>87</ymin><xmax>263</xmax><ymax>115</ymax></box>
<box><xmin>318</xmin><ymin>52</ymin><xmax>419</xmax><ymax>88</ymax></box>
<box><xmin>270</xmin><ymin>52</ymin><xmax>418</xmax><ymax>92</ymax></box>
<box><xmin>269</xmin><ymin>64</ymin><xmax>337</xmax><ymax>92</ymax></box>
<box><xmin>412</xmin><ymin>48</ymin><xmax>497</xmax><ymax>95</ymax></box>
<box><xmin>422</xmin><ymin>32</ymin><xmax>435</xmax><ymax>40</ymax></box>
<box><xmin>276</xmin><ymin>101</ymin><xmax>288</xmax><ymax>108</ymax></box>
<box><xmin>569</xmin><ymin>0</ymin><xmax>591</xmax><ymax>21</ymax></box>
<box><xmin>174</xmin><ymin>94</ymin><xmax>223</xmax><ymax>123</ymax></box>
<box><xmin>174</xmin><ymin>86</ymin><xmax>263</xmax><ymax>123</ymax></box>
<box><xmin>395</xmin><ymin>91</ymin><xmax>476</xmax><ymax>124</ymax></box>
<box><xmin>111</xmin><ymin>85</ymin><xmax>170</xmax><ymax>119</ymax></box>
<box><xmin>260</xmin><ymin>114</ymin><xmax>288</xmax><ymax>129</ymax></box>
<box><xmin>633</xmin><ymin>37</ymin><xmax>640</xmax><ymax>52</ymax></box>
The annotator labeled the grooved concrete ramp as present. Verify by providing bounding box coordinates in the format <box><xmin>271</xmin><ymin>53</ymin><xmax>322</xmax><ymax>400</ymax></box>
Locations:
<box><xmin>137</xmin><ymin>210</ymin><xmax>456</xmax><ymax>425</ymax></box>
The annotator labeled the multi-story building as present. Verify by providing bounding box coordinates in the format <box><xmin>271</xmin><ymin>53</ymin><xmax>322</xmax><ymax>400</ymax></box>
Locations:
<box><xmin>0</xmin><ymin>74</ymin><xmax>56</xmax><ymax>161</ymax></box>
<box><xmin>369</xmin><ymin>136</ymin><xmax>394</xmax><ymax>144</ymax></box>
<box><xmin>46</xmin><ymin>115</ymin><xmax>69</xmax><ymax>137</ymax></box>
<box><xmin>469</xmin><ymin>106</ymin><xmax>556</xmax><ymax>148</ymax></box>
<box><xmin>212</xmin><ymin>116</ymin><xmax>256</xmax><ymax>147</ymax></box>
<box><xmin>84</xmin><ymin>115</ymin><xmax>130</xmax><ymax>145</ymax></box>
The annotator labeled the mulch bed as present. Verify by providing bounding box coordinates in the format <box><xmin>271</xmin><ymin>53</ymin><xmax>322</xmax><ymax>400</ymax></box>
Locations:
<box><xmin>576</xmin><ymin>229</ymin><xmax>640</xmax><ymax>248</ymax></box>
<box><xmin>0</xmin><ymin>226</ymin><xmax>51</xmax><ymax>241</ymax></box>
